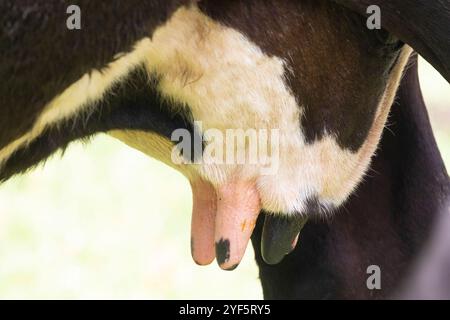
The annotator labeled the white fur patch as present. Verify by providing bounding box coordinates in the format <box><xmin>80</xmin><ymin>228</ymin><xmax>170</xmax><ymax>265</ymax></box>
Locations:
<box><xmin>0</xmin><ymin>5</ymin><xmax>413</xmax><ymax>216</ymax></box>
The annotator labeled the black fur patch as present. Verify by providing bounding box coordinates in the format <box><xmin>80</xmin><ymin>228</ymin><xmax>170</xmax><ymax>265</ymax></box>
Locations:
<box><xmin>0</xmin><ymin>66</ymin><xmax>200</xmax><ymax>182</ymax></box>
<box><xmin>333</xmin><ymin>0</ymin><xmax>450</xmax><ymax>83</ymax></box>
<box><xmin>251</xmin><ymin>58</ymin><xmax>450</xmax><ymax>299</ymax></box>
<box><xmin>0</xmin><ymin>0</ymin><xmax>189</xmax><ymax>149</ymax></box>
<box><xmin>199</xmin><ymin>0</ymin><xmax>404</xmax><ymax>151</ymax></box>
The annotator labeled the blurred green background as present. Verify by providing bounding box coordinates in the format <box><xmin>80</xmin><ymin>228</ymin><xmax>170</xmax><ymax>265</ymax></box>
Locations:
<box><xmin>0</xmin><ymin>57</ymin><xmax>448</xmax><ymax>299</ymax></box>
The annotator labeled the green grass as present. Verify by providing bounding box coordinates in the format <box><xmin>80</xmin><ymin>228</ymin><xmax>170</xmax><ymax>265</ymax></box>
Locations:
<box><xmin>0</xmin><ymin>58</ymin><xmax>448</xmax><ymax>299</ymax></box>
